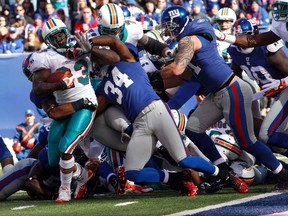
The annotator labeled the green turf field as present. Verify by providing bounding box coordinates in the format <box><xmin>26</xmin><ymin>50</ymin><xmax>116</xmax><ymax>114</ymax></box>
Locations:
<box><xmin>0</xmin><ymin>185</ymin><xmax>275</xmax><ymax>216</ymax></box>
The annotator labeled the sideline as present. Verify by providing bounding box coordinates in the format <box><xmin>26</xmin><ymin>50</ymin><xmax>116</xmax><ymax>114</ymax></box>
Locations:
<box><xmin>164</xmin><ymin>192</ymin><xmax>284</xmax><ymax>216</ymax></box>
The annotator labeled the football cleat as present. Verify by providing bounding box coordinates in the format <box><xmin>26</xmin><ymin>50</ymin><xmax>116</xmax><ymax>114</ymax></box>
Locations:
<box><xmin>205</xmin><ymin>178</ymin><xmax>226</xmax><ymax>194</ymax></box>
<box><xmin>74</xmin><ymin>168</ymin><xmax>94</xmax><ymax>199</ymax></box>
<box><xmin>125</xmin><ymin>180</ymin><xmax>153</xmax><ymax>193</ymax></box>
<box><xmin>56</xmin><ymin>186</ymin><xmax>71</xmax><ymax>203</ymax></box>
<box><xmin>275</xmin><ymin>168</ymin><xmax>288</xmax><ymax>190</ymax></box>
<box><xmin>224</xmin><ymin>172</ymin><xmax>249</xmax><ymax>193</ymax></box>
<box><xmin>181</xmin><ymin>181</ymin><xmax>198</xmax><ymax>197</ymax></box>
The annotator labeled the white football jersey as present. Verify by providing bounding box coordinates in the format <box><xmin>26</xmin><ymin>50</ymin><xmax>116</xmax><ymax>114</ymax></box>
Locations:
<box><xmin>271</xmin><ymin>19</ymin><xmax>288</xmax><ymax>44</ymax></box>
<box><xmin>30</xmin><ymin>48</ymin><xmax>96</xmax><ymax>105</ymax></box>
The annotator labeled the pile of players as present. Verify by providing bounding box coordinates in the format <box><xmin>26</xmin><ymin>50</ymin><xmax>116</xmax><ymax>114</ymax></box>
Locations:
<box><xmin>2</xmin><ymin>0</ymin><xmax>288</xmax><ymax>203</ymax></box>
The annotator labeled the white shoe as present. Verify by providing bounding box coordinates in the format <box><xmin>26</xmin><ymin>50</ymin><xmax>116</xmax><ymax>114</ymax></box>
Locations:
<box><xmin>74</xmin><ymin>168</ymin><xmax>94</xmax><ymax>199</ymax></box>
<box><xmin>56</xmin><ymin>186</ymin><xmax>71</xmax><ymax>203</ymax></box>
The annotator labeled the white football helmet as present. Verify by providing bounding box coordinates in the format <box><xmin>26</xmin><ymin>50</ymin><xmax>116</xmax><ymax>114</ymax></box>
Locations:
<box><xmin>215</xmin><ymin>7</ymin><xmax>236</xmax><ymax>33</ymax></box>
<box><xmin>98</xmin><ymin>3</ymin><xmax>125</xmax><ymax>39</ymax></box>
<box><xmin>230</xmin><ymin>160</ymin><xmax>255</xmax><ymax>184</ymax></box>
<box><xmin>42</xmin><ymin>18</ymin><xmax>70</xmax><ymax>53</ymax></box>
<box><xmin>272</xmin><ymin>0</ymin><xmax>288</xmax><ymax>22</ymax></box>
<box><xmin>171</xmin><ymin>109</ymin><xmax>188</xmax><ymax>134</ymax></box>
<box><xmin>214</xmin><ymin>134</ymin><xmax>242</xmax><ymax>160</ymax></box>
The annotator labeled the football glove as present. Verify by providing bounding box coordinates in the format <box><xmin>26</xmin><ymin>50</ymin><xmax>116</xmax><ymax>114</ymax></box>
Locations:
<box><xmin>26</xmin><ymin>138</ymin><xmax>35</xmax><ymax>149</ymax></box>
<box><xmin>60</xmin><ymin>76</ymin><xmax>75</xmax><ymax>89</ymax></box>
<box><xmin>214</xmin><ymin>29</ymin><xmax>236</xmax><ymax>43</ymax></box>
<box><xmin>261</xmin><ymin>77</ymin><xmax>288</xmax><ymax>97</ymax></box>
<box><xmin>75</xmin><ymin>32</ymin><xmax>92</xmax><ymax>53</ymax></box>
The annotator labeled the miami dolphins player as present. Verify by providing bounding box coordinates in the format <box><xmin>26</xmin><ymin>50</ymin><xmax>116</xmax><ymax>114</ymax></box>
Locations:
<box><xmin>94</xmin><ymin>39</ymin><xmax>248</xmax><ymax>194</ymax></box>
<box><xmin>29</xmin><ymin>18</ymin><xmax>122</xmax><ymax>202</ymax></box>
<box><xmin>228</xmin><ymin>18</ymin><xmax>288</xmax><ymax>160</ymax></box>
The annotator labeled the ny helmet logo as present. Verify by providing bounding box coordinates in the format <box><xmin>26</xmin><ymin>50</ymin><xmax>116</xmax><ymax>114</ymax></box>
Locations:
<box><xmin>168</xmin><ymin>9</ymin><xmax>180</xmax><ymax>19</ymax></box>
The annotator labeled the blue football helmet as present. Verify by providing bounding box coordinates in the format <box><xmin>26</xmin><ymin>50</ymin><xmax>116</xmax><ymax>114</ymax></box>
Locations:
<box><xmin>233</xmin><ymin>18</ymin><xmax>258</xmax><ymax>36</ymax></box>
<box><xmin>22</xmin><ymin>53</ymin><xmax>33</xmax><ymax>81</ymax></box>
<box><xmin>160</xmin><ymin>6</ymin><xmax>189</xmax><ymax>39</ymax></box>
<box><xmin>121</xmin><ymin>6</ymin><xmax>132</xmax><ymax>19</ymax></box>
<box><xmin>272</xmin><ymin>0</ymin><xmax>288</xmax><ymax>22</ymax></box>
<box><xmin>136</xmin><ymin>14</ymin><xmax>154</xmax><ymax>32</ymax></box>
<box><xmin>234</xmin><ymin>18</ymin><xmax>258</xmax><ymax>54</ymax></box>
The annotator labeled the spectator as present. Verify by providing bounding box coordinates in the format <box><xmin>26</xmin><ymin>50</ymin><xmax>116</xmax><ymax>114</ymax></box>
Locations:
<box><xmin>12</xmin><ymin>109</ymin><xmax>40</xmax><ymax>161</ymax></box>
<box><xmin>43</xmin><ymin>3</ymin><xmax>58</xmax><ymax>23</ymax></box>
<box><xmin>229</xmin><ymin>0</ymin><xmax>242</xmax><ymax>15</ymax></box>
<box><xmin>12</xmin><ymin>14</ymin><xmax>26</xmax><ymax>38</ymax></box>
<box><xmin>206</xmin><ymin>1</ymin><xmax>220</xmax><ymax>24</ymax></box>
<box><xmin>191</xmin><ymin>1</ymin><xmax>209</xmax><ymax>20</ymax></box>
<box><xmin>0</xmin><ymin>26</ymin><xmax>9</xmax><ymax>43</ymax></box>
<box><xmin>32</xmin><ymin>13</ymin><xmax>44</xmax><ymax>33</ymax></box>
<box><xmin>22</xmin><ymin>0</ymin><xmax>35</xmax><ymax>18</ymax></box>
<box><xmin>35</xmin><ymin>0</ymin><xmax>47</xmax><ymax>18</ymax></box>
<box><xmin>154</xmin><ymin>0</ymin><xmax>167</xmax><ymax>24</ymax></box>
<box><xmin>14</xmin><ymin>4</ymin><xmax>34</xmax><ymax>24</ymax></box>
<box><xmin>246</xmin><ymin>0</ymin><xmax>270</xmax><ymax>32</ymax></box>
<box><xmin>96</xmin><ymin>0</ymin><xmax>109</xmax><ymax>13</ymax></box>
<box><xmin>167</xmin><ymin>0</ymin><xmax>184</xmax><ymax>7</ymax></box>
<box><xmin>50</xmin><ymin>0</ymin><xmax>69</xmax><ymax>17</ymax></box>
<box><xmin>1</xmin><ymin>4</ymin><xmax>15</xmax><ymax>26</ymax></box>
<box><xmin>237</xmin><ymin>9</ymin><xmax>247</xmax><ymax>18</ymax></box>
<box><xmin>24</xmin><ymin>31</ymin><xmax>41</xmax><ymax>51</ymax></box>
<box><xmin>57</xmin><ymin>8</ymin><xmax>71</xmax><ymax>31</ymax></box>
<box><xmin>0</xmin><ymin>26</ymin><xmax>24</xmax><ymax>53</ymax></box>
<box><xmin>24</xmin><ymin>23</ymin><xmax>35</xmax><ymax>39</ymax></box>
<box><xmin>74</xmin><ymin>6</ymin><xmax>98</xmax><ymax>34</ymax></box>
<box><xmin>126</xmin><ymin>0</ymin><xmax>144</xmax><ymax>18</ymax></box>
<box><xmin>70</xmin><ymin>0</ymin><xmax>88</xmax><ymax>34</ymax></box>
<box><xmin>10</xmin><ymin>0</ymin><xmax>24</xmax><ymax>16</ymax></box>
<box><xmin>143</xmin><ymin>0</ymin><xmax>159</xmax><ymax>24</ymax></box>
<box><xmin>0</xmin><ymin>15</ymin><xmax>7</xmax><ymax>27</ymax></box>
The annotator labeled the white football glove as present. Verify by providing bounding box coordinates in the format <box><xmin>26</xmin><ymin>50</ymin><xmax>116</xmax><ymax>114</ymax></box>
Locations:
<box><xmin>75</xmin><ymin>32</ymin><xmax>92</xmax><ymax>53</ymax></box>
<box><xmin>213</xmin><ymin>29</ymin><xmax>236</xmax><ymax>44</ymax></box>
<box><xmin>261</xmin><ymin>77</ymin><xmax>288</xmax><ymax>97</ymax></box>
<box><xmin>214</xmin><ymin>29</ymin><xmax>226</xmax><ymax>41</ymax></box>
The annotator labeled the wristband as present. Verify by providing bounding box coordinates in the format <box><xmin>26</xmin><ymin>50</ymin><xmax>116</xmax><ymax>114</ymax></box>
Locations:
<box><xmin>225</xmin><ymin>34</ymin><xmax>236</xmax><ymax>44</ymax></box>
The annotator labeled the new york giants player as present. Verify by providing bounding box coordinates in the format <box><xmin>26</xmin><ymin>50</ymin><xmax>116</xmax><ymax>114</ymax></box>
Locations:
<box><xmin>159</xmin><ymin>6</ymin><xmax>288</xmax><ymax>191</ymax></box>
<box><xmin>29</xmin><ymin>18</ymin><xmax>120</xmax><ymax>202</ymax></box>
<box><xmin>95</xmin><ymin>40</ymin><xmax>249</xmax><ymax>194</ymax></box>
<box><xmin>228</xmin><ymin>18</ymin><xmax>288</xmax><ymax>162</ymax></box>
<box><xmin>215</xmin><ymin>0</ymin><xmax>288</xmax><ymax>62</ymax></box>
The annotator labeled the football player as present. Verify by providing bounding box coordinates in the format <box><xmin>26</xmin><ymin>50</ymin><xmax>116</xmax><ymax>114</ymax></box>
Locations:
<box><xmin>29</xmin><ymin>18</ymin><xmax>122</xmax><ymax>202</ymax></box>
<box><xmin>158</xmin><ymin>6</ymin><xmax>288</xmax><ymax>191</ymax></box>
<box><xmin>92</xmin><ymin>38</ymin><xmax>249</xmax><ymax>194</ymax></box>
<box><xmin>228</xmin><ymin>18</ymin><xmax>288</xmax><ymax>163</ymax></box>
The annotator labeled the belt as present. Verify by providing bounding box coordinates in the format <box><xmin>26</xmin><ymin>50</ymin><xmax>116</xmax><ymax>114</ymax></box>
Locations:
<box><xmin>216</xmin><ymin>74</ymin><xmax>235</xmax><ymax>92</ymax></box>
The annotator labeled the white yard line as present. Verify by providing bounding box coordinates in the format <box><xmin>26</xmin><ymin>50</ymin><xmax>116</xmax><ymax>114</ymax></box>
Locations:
<box><xmin>115</xmin><ymin>201</ymin><xmax>138</xmax><ymax>206</ymax></box>
<box><xmin>164</xmin><ymin>192</ymin><xmax>283</xmax><ymax>216</ymax></box>
<box><xmin>11</xmin><ymin>205</ymin><xmax>36</xmax><ymax>210</ymax></box>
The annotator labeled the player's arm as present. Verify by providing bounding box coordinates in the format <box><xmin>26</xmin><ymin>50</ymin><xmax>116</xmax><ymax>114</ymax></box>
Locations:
<box><xmin>89</xmin><ymin>35</ymin><xmax>134</xmax><ymax>62</ymax></box>
<box><xmin>216</xmin><ymin>29</ymin><xmax>281</xmax><ymax>47</ymax></box>
<box><xmin>137</xmin><ymin>34</ymin><xmax>170</xmax><ymax>57</ymax></box>
<box><xmin>267</xmin><ymin>47</ymin><xmax>288</xmax><ymax>76</ymax></box>
<box><xmin>32</xmin><ymin>69</ymin><xmax>64</xmax><ymax>96</ymax></box>
<box><xmin>90</xmin><ymin>46</ymin><xmax>120</xmax><ymax>65</ymax></box>
<box><xmin>161</xmin><ymin>36</ymin><xmax>198</xmax><ymax>79</ymax></box>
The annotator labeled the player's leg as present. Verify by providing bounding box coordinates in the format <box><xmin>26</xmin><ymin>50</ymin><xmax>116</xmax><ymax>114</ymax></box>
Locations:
<box><xmin>57</xmin><ymin>109</ymin><xmax>96</xmax><ymax>202</ymax></box>
<box><xmin>0</xmin><ymin>158</ymin><xmax>36</xmax><ymax>200</ymax></box>
<box><xmin>259</xmin><ymin>89</ymin><xmax>288</xmax><ymax>154</ymax></box>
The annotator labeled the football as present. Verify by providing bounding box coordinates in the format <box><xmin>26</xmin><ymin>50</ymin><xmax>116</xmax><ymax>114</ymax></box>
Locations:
<box><xmin>230</xmin><ymin>160</ymin><xmax>255</xmax><ymax>185</ymax></box>
<box><xmin>47</xmin><ymin>71</ymin><xmax>71</xmax><ymax>83</ymax></box>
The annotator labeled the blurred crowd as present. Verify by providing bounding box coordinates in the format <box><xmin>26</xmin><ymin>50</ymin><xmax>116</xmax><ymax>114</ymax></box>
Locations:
<box><xmin>0</xmin><ymin>0</ymin><xmax>273</xmax><ymax>54</ymax></box>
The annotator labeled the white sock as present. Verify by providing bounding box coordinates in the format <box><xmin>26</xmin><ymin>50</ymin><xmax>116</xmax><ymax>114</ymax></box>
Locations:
<box><xmin>59</xmin><ymin>156</ymin><xmax>75</xmax><ymax>188</ymax></box>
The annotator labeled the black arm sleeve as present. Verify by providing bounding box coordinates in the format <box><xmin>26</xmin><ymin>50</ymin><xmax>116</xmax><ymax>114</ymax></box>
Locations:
<box><xmin>139</xmin><ymin>37</ymin><xmax>168</xmax><ymax>56</ymax></box>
